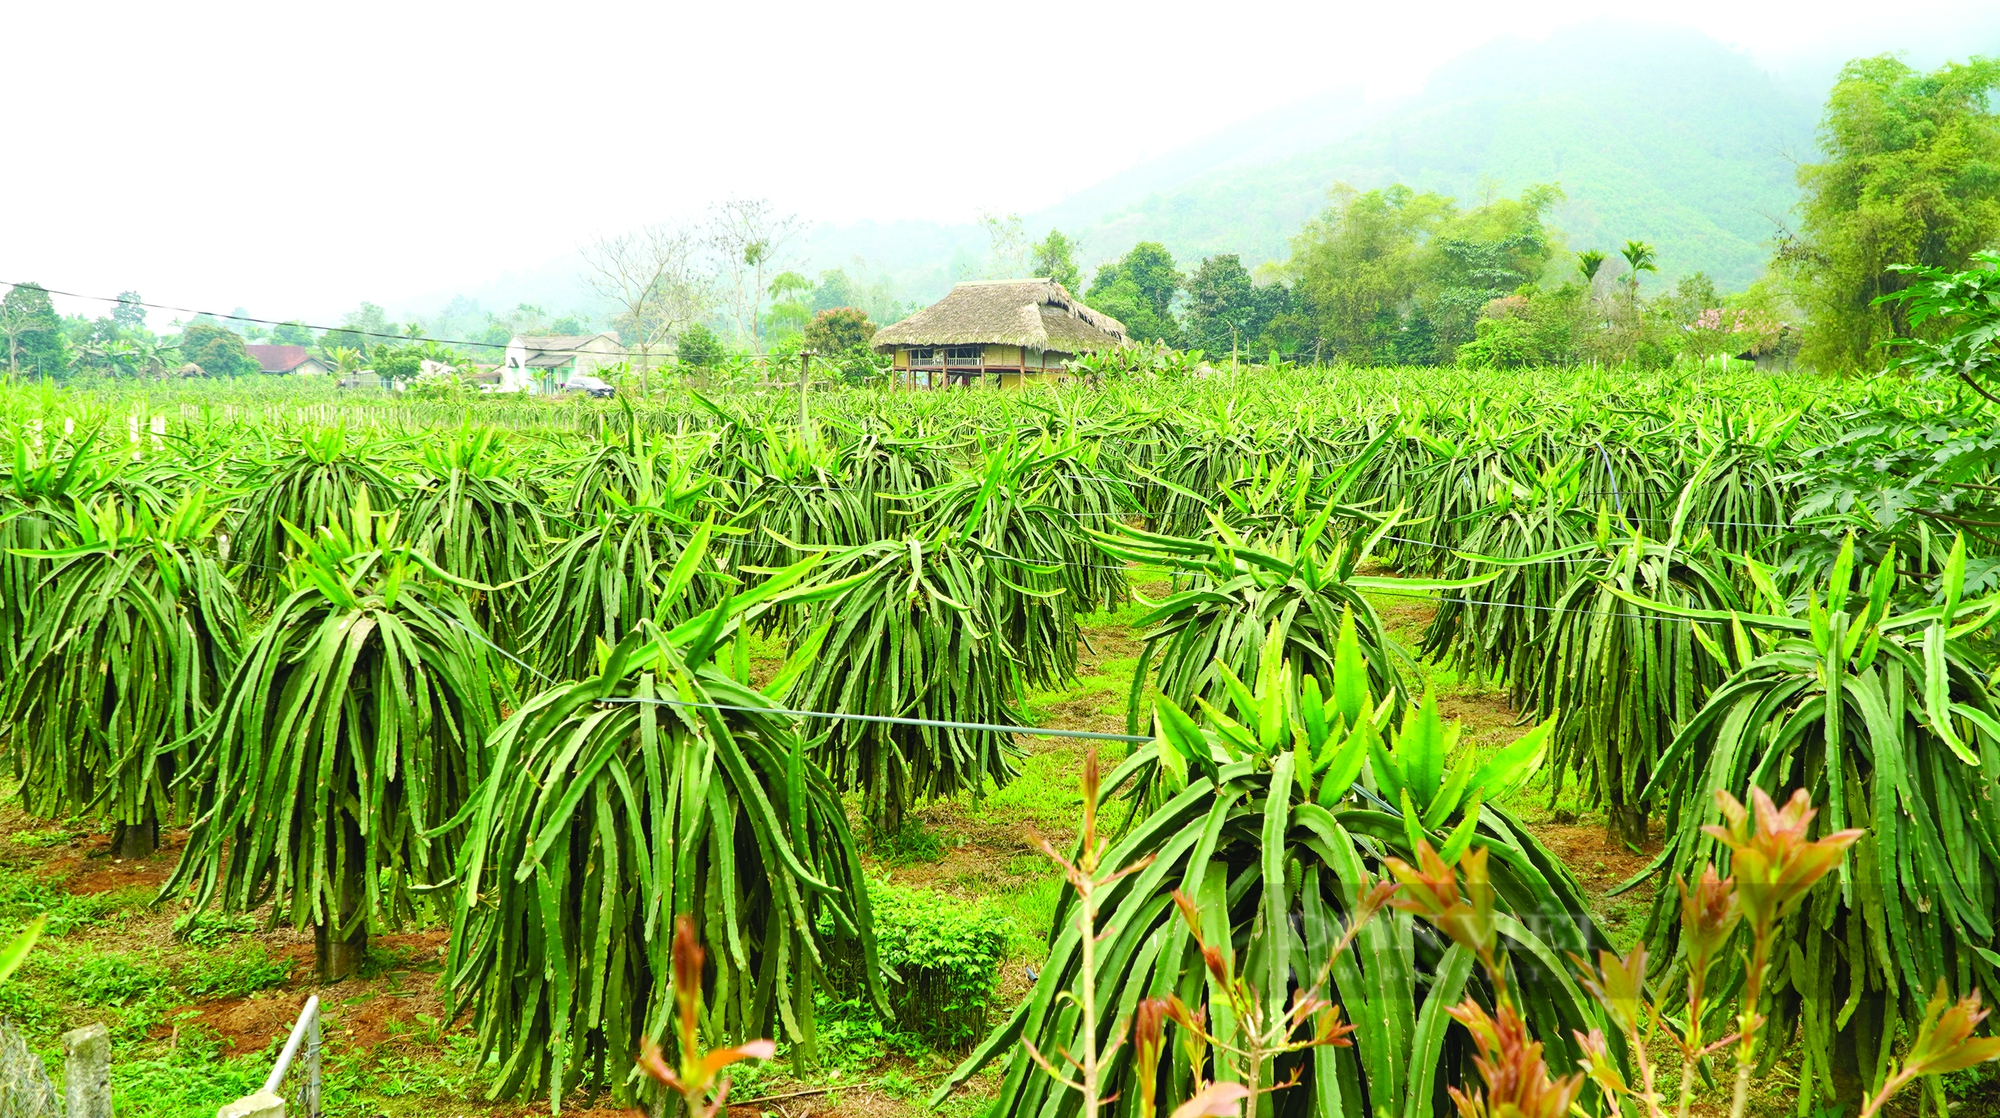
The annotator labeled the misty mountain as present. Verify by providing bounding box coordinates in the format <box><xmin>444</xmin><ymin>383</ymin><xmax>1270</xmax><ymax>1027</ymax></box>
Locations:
<box><xmin>804</xmin><ymin>23</ymin><xmax>1822</xmax><ymax>298</ymax></box>
<box><xmin>410</xmin><ymin>22</ymin><xmax>1968</xmax><ymax>328</ymax></box>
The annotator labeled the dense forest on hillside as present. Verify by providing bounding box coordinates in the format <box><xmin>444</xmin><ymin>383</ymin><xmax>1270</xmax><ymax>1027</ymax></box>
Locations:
<box><xmin>803</xmin><ymin>24</ymin><xmax>1821</xmax><ymax>300</ymax></box>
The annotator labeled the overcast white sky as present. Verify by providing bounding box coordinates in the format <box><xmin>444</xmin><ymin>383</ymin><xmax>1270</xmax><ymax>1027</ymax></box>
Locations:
<box><xmin>4</xmin><ymin>0</ymin><xmax>1995</xmax><ymax>330</ymax></box>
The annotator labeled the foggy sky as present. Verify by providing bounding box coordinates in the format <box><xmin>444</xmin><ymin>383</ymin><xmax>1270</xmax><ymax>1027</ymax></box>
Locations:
<box><xmin>5</xmin><ymin>0</ymin><xmax>1996</xmax><ymax>330</ymax></box>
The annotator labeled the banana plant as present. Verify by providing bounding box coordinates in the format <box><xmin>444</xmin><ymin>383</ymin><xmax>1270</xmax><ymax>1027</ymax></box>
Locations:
<box><xmin>164</xmin><ymin>495</ymin><xmax>505</xmax><ymax>982</ymax></box>
<box><xmin>938</xmin><ymin>620</ymin><xmax>1602</xmax><ymax>1118</ymax></box>
<box><xmin>445</xmin><ymin>555</ymin><xmax>882</xmax><ymax>1109</ymax></box>
<box><xmin>779</xmin><ymin>535</ymin><xmax>1041</xmax><ymax>832</ymax></box>
<box><xmin>1611</xmin><ymin>534</ymin><xmax>2000</xmax><ymax>1106</ymax></box>
<box><xmin>3</xmin><ymin>495</ymin><xmax>242</xmax><ymax>857</ymax></box>
<box><xmin>1092</xmin><ymin>504</ymin><xmax>1494</xmax><ymax>736</ymax></box>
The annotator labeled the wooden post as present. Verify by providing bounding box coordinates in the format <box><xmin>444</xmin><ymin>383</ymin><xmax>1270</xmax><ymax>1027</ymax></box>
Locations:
<box><xmin>63</xmin><ymin>1023</ymin><xmax>112</xmax><ymax>1118</ymax></box>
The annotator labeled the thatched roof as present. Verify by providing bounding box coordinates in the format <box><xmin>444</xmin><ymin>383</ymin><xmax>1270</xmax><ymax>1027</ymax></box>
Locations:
<box><xmin>871</xmin><ymin>280</ymin><xmax>1128</xmax><ymax>354</ymax></box>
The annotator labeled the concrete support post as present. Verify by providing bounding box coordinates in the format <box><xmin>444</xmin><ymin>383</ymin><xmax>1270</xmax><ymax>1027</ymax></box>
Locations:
<box><xmin>216</xmin><ymin>1090</ymin><xmax>285</xmax><ymax>1118</ymax></box>
<box><xmin>61</xmin><ymin>1023</ymin><xmax>112</xmax><ymax>1118</ymax></box>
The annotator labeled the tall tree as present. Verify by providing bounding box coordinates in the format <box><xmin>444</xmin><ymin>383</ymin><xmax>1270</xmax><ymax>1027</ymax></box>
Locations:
<box><xmin>802</xmin><ymin>307</ymin><xmax>878</xmax><ymax>381</ymax></box>
<box><xmin>1086</xmin><ymin>242</ymin><xmax>1183</xmax><ymax>344</ymax></box>
<box><xmin>1119</xmin><ymin>242</ymin><xmax>1181</xmax><ymax>321</ymax></box>
<box><xmin>1032</xmin><ymin>229</ymin><xmax>1081</xmax><ymax>290</ymax></box>
<box><xmin>110</xmin><ymin>291</ymin><xmax>147</xmax><ymax>332</ymax></box>
<box><xmin>342</xmin><ymin>302</ymin><xmax>393</xmax><ymax>339</ymax></box>
<box><xmin>1619</xmin><ymin>239</ymin><xmax>1657</xmax><ymax>304</ymax></box>
<box><xmin>980</xmin><ymin>211</ymin><xmax>1029</xmax><ymax>277</ymax></box>
<box><xmin>1576</xmin><ymin>249</ymin><xmax>1606</xmax><ymax>285</ymax></box>
<box><xmin>765</xmin><ymin>270</ymin><xmax>814</xmax><ymax>337</ymax></box>
<box><xmin>229</xmin><ymin>306</ymin><xmax>268</xmax><ymax>341</ymax></box>
<box><xmin>1286</xmin><ymin>184</ymin><xmax>1455</xmax><ymax>363</ymax></box>
<box><xmin>0</xmin><ymin>282</ymin><xmax>66</xmax><ymax>377</ymax></box>
<box><xmin>582</xmin><ymin>223</ymin><xmax>711</xmax><ymax>392</ymax></box>
<box><xmin>270</xmin><ymin>321</ymin><xmax>315</xmax><ymax>346</ymax></box>
<box><xmin>178</xmin><ymin>322</ymin><xmax>260</xmax><ymax>378</ymax></box>
<box><xmin>810</xmin><ymin>268</ymin><xmax>858</xmax><ymax>312</ymax></box>
<box><xmin>1779</xmin><ymin>55</ymin><xmax>2000</xmax><ymax>373</ymax></box>
<box><xmin>1285</xmin><ymin>183</ymin><xmax>1559</xmax><ymax>365</ymax></box>
<box><xmin>677</xmin><ymin>323</ymin><xmax>725</xmax><ymax>368</ymax></box>
<box><xmin>317</xmin><ymin>326</ymin><xmax>368</xmax><ymax>353</ymax></box>
<box><xmin>1417</xmin><ymin>185</ymin><xmax>1563</xmax><ymax>356</ymax></box>
<box><xmin>1181</xmin><ymin>254</ymin><xmax>1289</xmax><ymax>358</ymax></box>
<box><xmin>707</xmin><ymin>197</ymin><xmax>800</xmax><ymax>347</ymax></box>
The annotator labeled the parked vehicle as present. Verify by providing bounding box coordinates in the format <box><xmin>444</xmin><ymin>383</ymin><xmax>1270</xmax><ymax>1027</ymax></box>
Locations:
<box><xmin>564</xmin><ymin>374</ymin><xmax>616</xmax><ymax>398</ymax></box>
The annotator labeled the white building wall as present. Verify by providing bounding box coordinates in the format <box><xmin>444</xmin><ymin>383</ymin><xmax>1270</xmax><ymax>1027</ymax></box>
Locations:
<box><xmin>500</xmin><ymin>339</ymin><xmax>536</xmax><ymax>394</ymax></box>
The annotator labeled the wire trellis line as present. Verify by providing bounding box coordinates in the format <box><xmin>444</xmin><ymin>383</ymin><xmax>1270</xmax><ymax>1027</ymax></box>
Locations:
<box><xmin>594</xmin><ymin>696</ymin><xmax>1155</xmax><ymax>743</ymax></box>
<box><xmin>440</xmin><ymin>609</ymin><xmax>1154</xmax><ymax>742</ymax></box>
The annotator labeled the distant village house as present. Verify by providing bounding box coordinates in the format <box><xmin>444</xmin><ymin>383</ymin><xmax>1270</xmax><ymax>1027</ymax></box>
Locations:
<box><xmin>872</xmin><ymin>280</ymin><xmax>1127</xmax><ymax>388</ymax></box>
<box><xmin>501</xmin><ymin>333</ymin><xmax>626</xmax><ymax>394</ymax></box>
<box><xmin>245</xmin><ymin>344</ymin><xmax>334</xmax><ymax>376</ymax></box>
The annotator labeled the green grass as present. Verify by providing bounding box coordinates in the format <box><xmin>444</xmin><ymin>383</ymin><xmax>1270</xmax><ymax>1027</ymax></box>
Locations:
<box><xmin>869</xmin><ymin>818</ymin><xmax>951</xmax><ymax>865</ymax></box>
<box><xmin>111</xmin><ymin>1034</ymin><xmax>271</xmax><ymax>1118</ymax></box>
<box><xmin>8</xmin><ymin>828</ymin><xmax>82</xmax><ymax>849</ymax></box>
<box><xmin>170</xmin><ymin>909</ymin><xmax>259</xmax><ymax>947</ymax></box>
<box><xmin>0</xmin><ymin>866</ymin><xmax>147</xmax><ymax>938</ymax></box>
<box><xmin>177</xmin><ymin>943</ymin><xmax>291</xmax><ymax>1001</ymax></box>
<box><xmin>992</xmin><ymin>866</ymin><xmax>1065</xmax><ymax>955</ymax></box>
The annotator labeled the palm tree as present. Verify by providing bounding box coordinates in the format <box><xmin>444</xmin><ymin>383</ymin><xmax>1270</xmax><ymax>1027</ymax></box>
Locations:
<box><xmin>1620</xmin><ymin>239</ymin><xmax>1657</xmax><ymax>303</ymax></box>
<box><xmin>1576</xmin><ymin>249</ymin><xmax>1606</xmax><ymax>285</ymax></box>
<box><xmin>764</xmin><ymin>274</ymin><xmax>814</xmax><ymax>341</ymax></box>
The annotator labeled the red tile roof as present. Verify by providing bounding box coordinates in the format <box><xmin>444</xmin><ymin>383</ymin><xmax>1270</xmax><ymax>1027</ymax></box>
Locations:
<box><xmin>246</xmin><ymin>344</ymin><xmax>315</xmax><ymax>373</ymax></box>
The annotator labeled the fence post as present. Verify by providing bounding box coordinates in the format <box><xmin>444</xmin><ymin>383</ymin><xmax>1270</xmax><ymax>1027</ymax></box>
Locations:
<box><xmin>61</xmin><ymin>1023</ymin><xmax>111</xmax><ymax>1118</ymax></box>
